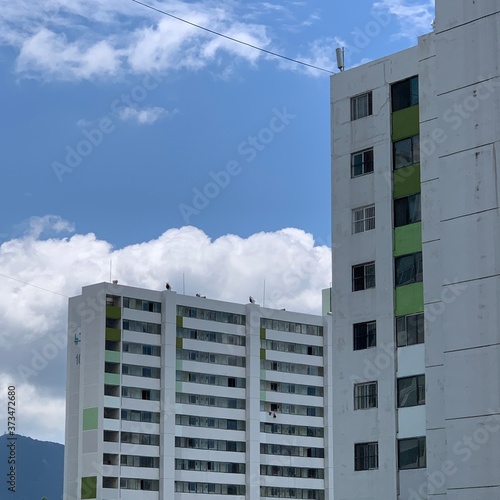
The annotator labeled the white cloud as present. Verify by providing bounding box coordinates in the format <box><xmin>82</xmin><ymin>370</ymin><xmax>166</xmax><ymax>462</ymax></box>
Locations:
<box><xmin>0</xmin><ymin>217</ymin><xmax>331</xmax><ymax>443</ymax></box>
<box><xmin>16</xmin><ymin>28</ymin><xmax>122</xmax><ymax>81</ymax></box>
<box><xmin>0</xmin><ymin>375</ymin><xmax>65</xmax><ymax>443</ymax></box>
<box><xmin>1</xmin><ymin>0</ymin><xmax>326</xmax><ymax>81</ymax></box>
<box><xmin>279</xmin><ymin>36</ymin><xmax>341</xmax><ymax>77</ymax></box>
<box><xmin>118</xmin><ymin>105</ymin><xmax>173</xmax><ymax>125</ymax></box>
<box><xmin>373</xmin><ymin>0</ymin><xmax>435</xmax><ymax>40</ymax></box>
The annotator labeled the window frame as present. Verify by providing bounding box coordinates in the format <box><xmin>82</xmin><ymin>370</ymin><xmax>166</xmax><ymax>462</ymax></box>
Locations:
<box><xmin>351</xmin><ymin>148</ymin><xmax>374</xmax><ymax>178</ymax></box>
<box><xmin>391</xmin><ymin>76</ymin><xmax>419</xmax><ymax>112</ymax></box>
<box><xmin>352</xmin><ymin>204</ymin><xmax>376</xmax><ymax>234</ymax></box>
<box><xmin>352</xmin><ymin>262</ymin><xmax>376</xmax><ymax>291</ymax></box>
<box><xmin>397</xmin><ymin>374</ymin><xmax>425</xmax><ymax>408</ymax></box>
<box><xmin>398</xmin><ymin>436</ymin><xmax>426</xmax><ymax>470</ymax></box>
<box><xmin>393</xmin><ymin>135</ymin><xmax>420</xmax><ymax>170</ymax></box>
<box><xmin>354</xmin><ymin>381</ymin><xmax>378</xmax><ymax>410</ymax></box>
<box><xmin>394</xmin><ymin>193</ymin><xmax>421</xmax><ymax>228</ymax></box>
<box><xmin>354</xmin><ymin>442</ymin><xmax>378</xmax><ymax>471</ymax></box>
<box><xmin>395</xmin><ymin>252</ymin><xmax>423</xmax><ymax>287</ymax></box>
<box><xmin>353</xmin><ymin>321</ymin><xmax>376</xmax><ymax>351</ymax></box>
<box><xmin>396</xmin><ymin>313</ymin><xmax>424</xmax><ymax>347</ymax></box>
<box><xmin>351</xmin><ymin>92</ymin><xmax>373</xmax><ymax>120</ymax></box>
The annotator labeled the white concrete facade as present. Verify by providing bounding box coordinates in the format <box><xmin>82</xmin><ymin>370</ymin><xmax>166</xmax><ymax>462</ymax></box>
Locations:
<box><xmin>330</xmin><ymin>1</ymin><xmax>500</xmax><ymax>499</ymax></box>
<box><xmin>63</xmin><ymin>282</ymin><xmax>332</xmax><ymax>500</ymax></box>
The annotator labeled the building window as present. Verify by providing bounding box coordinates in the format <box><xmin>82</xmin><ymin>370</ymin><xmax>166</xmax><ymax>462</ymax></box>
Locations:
<box><xmin>397</xmin><ymin>374</ymin><xmax>425</xmax><ymax>408</ymax></box>
<box><xmin>394</xmin><ymin>135</ymin><xmax>420</xmax><ymax>169</ymax></box>
<box><xmin>351</xmin><ymin>148</ymin><xmax>374</xmax><ymax>177</ymax></box>
<box><xmin>352</xmin><ymin>262</ymin><xmax>375</xmax><ymax>291</ymax></box>
<box><xmin>354</xmin><ymin>442</ymin><xmax>378</xmax><ymax>471</ymax></box>
<box><xmin>352</xmin><ymin>205</ymin><xmax>375</xmax><ymax>234</ymax></box>
<box><xmin>351</xmin><ymin>92</ymin><xmax>373</xmax><ymax>120</ymax></box>
<box><xmin>395</xmin><ymin>252</ymin><xmax>423</xmax><ymax>286</ymax></box>
<box><xmin>398</xmin><ymin>437</ymin><xmax>426</xmax><ymax>470</ymax></box>
<box><xmin>353</xmin><ymin>321</ymin><xmax>376</xmax><ymax>350</ymax></box>
<box><xmin>396</xmin><ymin>313</ymin><xmax>424</xmax><ymax>347</ymax></box>
<box><xmin>392</xmin><ymin>76</ymin><xmax>419</xmax><ymax>112</ymax></box>
<box><xmin>354</xmin><ymin>382</ymin><xmax>378</xmax><ymax>410</ymax></box>
<box><xmin>394</xmin><ymin>193</ymin><xmax>421</xmax><ymax>227</ymax></box>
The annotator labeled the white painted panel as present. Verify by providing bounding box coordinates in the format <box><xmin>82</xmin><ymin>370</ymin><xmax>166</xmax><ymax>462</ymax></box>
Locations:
<box><xmin>446</xmin><ymin>414</ymin><xmax>500</xmax><ymax>490</ymax></box>
<box><xmin>397</xmin><ymin>344</ymin><xmax>425</xmax><ymax>378</ymax></box>
<box><xmin>443</xmin><ymin>276</ymin><xmax>500</xmax><ymax>352</ymax></box>
<box><xmin>444</xmin><ymin>346</ymin><xmax>500</xmax><ymax>420</ymax></box>
<box><xmin>398</xmin><ymin>406</ymin><xmax>426</xmax><ymax>439</ymax></box>
<box><xmin>426</xmin><ymin>365</ymin><xmax>444</xmax><ymax>432</ymax></box>
<box><xmin>440</xmin><ymin>144</ymin><xmax>499</xmax><ymax>221</ymax></box>
<box><xmin>440</xmin><ymin>210</ymin><xmax>500</xmax><ymax>284</ymax></box>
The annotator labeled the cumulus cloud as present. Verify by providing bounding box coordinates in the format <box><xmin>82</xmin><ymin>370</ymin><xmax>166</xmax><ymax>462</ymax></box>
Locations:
<box><xmin>118</xmin><ymin>105</ymin><xmax>173</xmax><ymax>125</ymax></box>
<box><xmin>16</xmin><ymin>28</ymin><xmax>122</xmax><ymax>81</ymax></box>
<box><xmin>0</xmin><ymin>217</ymin><xmax>331</xmax><ymax>443</ymax></box>
<box><xmin>373</xmin><ymin>0</ymin><xmax>435</xmax><ymax>40</ymax></box>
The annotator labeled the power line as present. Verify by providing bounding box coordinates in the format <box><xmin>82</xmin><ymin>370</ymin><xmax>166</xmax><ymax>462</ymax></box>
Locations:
<box><xmin>0</xmin><ymin>273</ymin><xmax>68</xmax><ymax>298</ymax></box>
<box><xmin>130</xmin><ymin>0</ymin><xmax>335</xmax><ymax>75</ymax></box>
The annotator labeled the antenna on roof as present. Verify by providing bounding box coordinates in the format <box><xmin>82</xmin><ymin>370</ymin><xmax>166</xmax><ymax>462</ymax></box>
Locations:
<box><xmin>336</xmin><ymin>47</ymin><xmax>345</xmax><ymax>72</ymax></box>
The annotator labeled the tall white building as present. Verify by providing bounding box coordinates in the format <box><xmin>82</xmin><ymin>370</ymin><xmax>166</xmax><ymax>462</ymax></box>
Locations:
<box><xmin>63</xmin><ymin>282</ymin><xmax>332</xmax><ymax>500</ymax></box>
<box><xmin>330</xmin><ymin>1</ymin><xmax>500</xmax><ymax>499</ymax></box>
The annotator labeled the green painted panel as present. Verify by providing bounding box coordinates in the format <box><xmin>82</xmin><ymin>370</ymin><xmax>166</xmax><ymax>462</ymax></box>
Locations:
<box><xmin>176</xmin><ymin>381</ymin><xmax>182</xmax><ymax>393</ymax></box>
<box><xmin>105</xmin><ymin>327</ymin><xmax>121</xmax><ymax>341</ymax></box>
<box><xmin>176</xmin><ymin>337</ymin><xmax>183</xmax><ymax>349</ymax></box>
<box><xmin>392</xmin><ymin>105</ymin><xmax>419</xmax><ymax>142</ymax></box>
<box><xmin>394</xmin><ymin>223</ymin><xmax>422</xmax><ymax>257</ymax></box>
<box><xmin>260</xmin><ymin>348</ymin><xmax>266</xmax><ymax>360</ymax></box>
<box><xmin>105</xmin><ymin>305</ymin><xmax>121</xmax><ymax>319</ymax></box>
<box><xmin>260</xmin><ymin>328</ymin><xmax>266</xmax><ymax>339</ymax></box>
<box><xmin>260</xmin><ymin>369</ymin><xmax>266</xmax><ymax>379</ymax></box>
<box><xmin>105</xmin><ymin>350</ymin><xmax>120</xmax><ymax>363</ymax></box>
<box><xmin>104</xmin><ymin>373</ymin><xmax>120</xmax><ymax>386</ymax></box>
<box><xmin>82</xmin><ymin>407</ymin><xmax>98</xmax><ymax>431</ymax></box>
<box><xmin>395</xmin><ymin>282</ymin><xmax>424</xmax><ymax>316</ymax></box>
<box><xmin>176</xmin><ymin>359</ymin><xmax>182</xmax><ymax>370</ymax></box>
<box><xmin>176</xmin><ymin>316</ymin><xmax>183</xmax><ymax>327</ymax></box>
<box><xmin>260</xmin><ymin>391</ymin><xmax>266</xmax><ymax>400</ymax></box>
<box><xmin>394</xmin><ymin>163</ymin><xmax>421</xmax><ymax>199</ymax></box>
<box><xmin>81</xmin><ymin>476</ymin><xmax>97</xmax><ymax>499</ymax></box>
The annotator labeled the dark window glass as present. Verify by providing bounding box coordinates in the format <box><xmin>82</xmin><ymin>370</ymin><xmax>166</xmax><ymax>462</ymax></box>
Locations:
<box><xmin>398</xmin><ymin>437</ymin><xmax>426</xmax><ymax>470</ymax></box>
<box><xmin>394</xmin><ymin>193</ymin><xmax>421</xmax><ymax>227</ymax></box>
<box><xmin>392</xmin><ymin>76</ymin><xmax>419</xmax><ymax>112</ymax></box>
<box><xmin>395</xmin><ymin>252</ymin><xmax>423</xmax><ymax>286</ymax></box>
<box><xmin>354</xmin><ymin>382</ymin><xmax>378</xmax><ymax>410</ymax></box>
<box><xmin>355</xmin><ymin>442</ymin><xmax>378</xmax><ymax>471</ymax></box>
<box><xmin>396</xmin><ymin>313</ymin><xmax>424</xmax><ymax>347</ymax></box>
<box><xmin>352</xmin><ymin>262</ymin><xmax>375</xmax><ymax>291</ymax></box>
<box><xmin>351</xmin><ymin>148</ymin><xmax>374</xmax><ymax>177</ymax></box>
<box><xmin>398</xmin><ymin>374</ymin><xmax>425</xmax><ymax>407</ymax></box>
<box><xmin>394</xmin><ymin>135</ymin><xmax>420</xmax><ymax>169</ymax></box>
<box><xmin>353</xmin><ymin>321</ymin><xmax>376</xmax><ymax>350</ymax></box>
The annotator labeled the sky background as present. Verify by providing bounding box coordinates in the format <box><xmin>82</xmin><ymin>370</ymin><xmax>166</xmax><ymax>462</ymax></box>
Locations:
<box><xmin>0</xmin><ymin>0</ymin><xmax>434</xmax><ymax>444</ymax></box>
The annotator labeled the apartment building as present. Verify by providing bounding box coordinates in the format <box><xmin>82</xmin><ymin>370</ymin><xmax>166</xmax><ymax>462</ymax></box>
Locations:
<box><xmin>63</xmin><ymin>282</ymin><xmax>332</xmax><ymax>500</ymax></box>
<box><xmin>330</xmin><ymin>1</ymin><xmax>500</xmax><ymax>499</ymax></box>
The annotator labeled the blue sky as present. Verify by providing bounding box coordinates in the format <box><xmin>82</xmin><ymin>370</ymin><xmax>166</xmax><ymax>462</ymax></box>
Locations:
<box><xmin>0</xmin><ymin>0</ymin><xmax>434</xmax><ymax>443</ymax></box>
